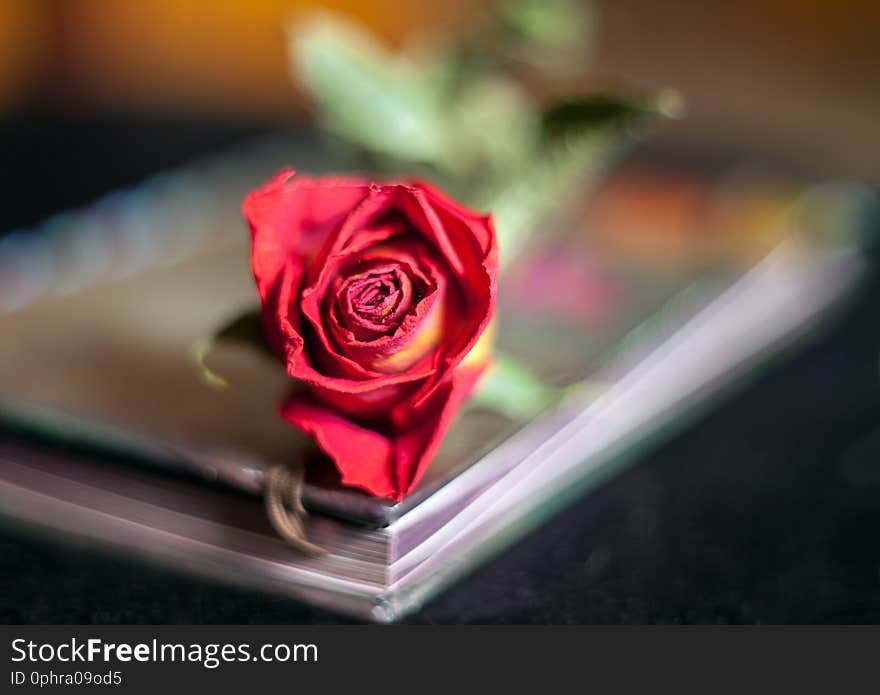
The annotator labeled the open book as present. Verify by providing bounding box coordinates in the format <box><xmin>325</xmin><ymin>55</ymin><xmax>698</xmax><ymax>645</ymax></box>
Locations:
<box><xmin>0</xmin><ymin>135</ymin><xmax>870</xmax><ymax>620</ymax></box>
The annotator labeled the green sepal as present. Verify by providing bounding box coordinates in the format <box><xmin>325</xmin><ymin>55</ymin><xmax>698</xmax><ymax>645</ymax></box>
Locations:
<box><xmin>191</xmin><ymin>309</ymin><xmax>272</xmax><ymax>390</ymax></box>
<box><xmin>541</xmin><ymin>90</ymin><xmax>684</xmax><ymax>142</ymax></box>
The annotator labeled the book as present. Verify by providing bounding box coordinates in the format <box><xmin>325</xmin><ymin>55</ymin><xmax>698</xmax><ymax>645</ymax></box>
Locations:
<box><xmin>0</xmin><ymin>135</ymin><xmax>871</xmax><ymax>620</ymax></box>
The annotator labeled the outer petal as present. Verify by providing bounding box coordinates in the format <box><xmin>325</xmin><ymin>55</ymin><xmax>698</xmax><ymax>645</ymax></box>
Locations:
<box><xmin>280</xmin><ymin>396</ymin><xmax>397</xmax><ymax>500</ymax></box>
<box><xmin>281</xmin><ymin>363</ymin><xmax>487</xmax><ymax>501</ymax></box>
<box><xmin>391</xmin><ymin>362</ymin><xmax>487</xmax><ymax>496</ymax></box>
<box><xmin>412</xmin><ymin>178</ymin><xmax>496</xmax><ymax>257</ymax></box>
<box><xmin>242</xmin><ymin>169</ymin><xmax>371</xmax><ymax>353</ymax></box>
<box><xmin>397</xmin><ymin>186</ymin><xmax>498</xmax><ymax>408</ymax></box>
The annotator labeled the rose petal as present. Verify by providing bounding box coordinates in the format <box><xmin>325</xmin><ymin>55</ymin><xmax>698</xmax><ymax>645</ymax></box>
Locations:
<box><xmin>281</xmin><ymin>362</ymin><xmax>487</xmax><ymax>501</ymax></box>
<box><xmin>390</xmin><ymin>362</ymin><xmax>487</xmax><ymax>495</ymax></box>
<box><xmin>330</xmin><ymin>261</ymin><xmax>417</xmax><ymax>341</ymax></box>
<box><xmin>397</xmin><ymin>188</ymin><xmax>497</xmax><ymax>409</ymax></box>
<box><xmin>280</xmin><ymin>396</ymin><xmax>397</xmax><ymax>499</ymax></box>
<box><xmin>244</xmin><ymin>169</ymin><xmax>371</xmax><ymax>354</ymax></box>
<box><xmin>325</xmin><ymin>253</ymin><xmax>445</xmax><ymax>374</ymax></box>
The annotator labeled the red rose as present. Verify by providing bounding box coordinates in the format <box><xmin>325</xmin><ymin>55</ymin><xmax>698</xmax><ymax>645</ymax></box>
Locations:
<box><xmin>243</xmin><ymin>170</ymin><xmax>497</xmax><ymax>501</ymax></box>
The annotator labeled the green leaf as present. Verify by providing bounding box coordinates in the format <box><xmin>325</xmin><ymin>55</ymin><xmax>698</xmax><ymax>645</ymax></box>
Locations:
<box><xmin>191</xmin><ymin>309</ymin><xmax>272</xmax><ymax>390</ymax></box>
<box><xmin>288</xmin><ymin>13</ymin><xmax>451</xmax><ymax>169</ymax></box>
<box><xmin>472</xmin><ymin>352</ymin><xmax>560</xmax><ymax>419</ymax></box>
<box><xmin>482</xmin><ymin>89</ymin><xmax>683</xmax><ymax>267</ymax></box>
<box><xmin>541</xmin><ymin>89</ymin><xmax>684</xmax><ymax>142</ymax></box>
<box><xmin>504</xmin><ymin>0</ymin><xmax>586</xmax><ymax>46</ymax></box>
<box><xmin>446</xmin><ymin>75</ymin><xmax>539</xmax><ymax>178</ymax></box>
<box><xmin>499</xmin><ymin>0</ymin><xmax>595</xmax><ymax>73</ymax></box>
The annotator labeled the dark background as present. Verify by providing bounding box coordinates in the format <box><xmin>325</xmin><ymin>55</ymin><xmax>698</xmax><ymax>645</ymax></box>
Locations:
<box><xmin>2</xmin><ymin>0</ymin><xmax>880</xmax><ymax>623</ymax></box>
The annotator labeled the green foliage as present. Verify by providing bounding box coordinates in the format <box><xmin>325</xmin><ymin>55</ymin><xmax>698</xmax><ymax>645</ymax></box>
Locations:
<box><xmin>287</xmin><ymin>1</ymin><xmax>680</xmax><ymax>270</ymax></box>
<box><xmin>472</xmin><ymin>352</ymin><xmax>560</xmax><ymax>419</ymax></box>
<box><xmin>497</xmin><ymin>0</ymin><xmax>595</xmax><ymax>73</ymax></box>
<box><xmin>542</xmin><ymin>90</ymin><xmax>685</xmax><ymax>142</ymax></box>
<box><xmin>503</xmin><ymin>0</ymin><xmax>588</xmax><ymax>48</ymax></box>
<box><xmin>290</xmin><ymin>15</ymin><xmax>453</xmax><ymax>171</ymax></box>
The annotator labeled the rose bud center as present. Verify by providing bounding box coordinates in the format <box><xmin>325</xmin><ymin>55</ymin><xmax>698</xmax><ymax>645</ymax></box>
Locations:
<box><xmin>336</xmin><ymin>264</ymin><xmax>414</xmax><ymax>339</ymax></box>
<box><xmin>328</xmin><ymin>258</ymin><xmax>445</xmax><ymax>375</ymax></box>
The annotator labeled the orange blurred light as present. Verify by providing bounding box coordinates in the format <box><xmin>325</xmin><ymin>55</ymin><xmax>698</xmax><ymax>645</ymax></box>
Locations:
<box><xmin>53</xmin><ymin>0</ymin><xmax>476</xmax><ymax>118</ymax></box>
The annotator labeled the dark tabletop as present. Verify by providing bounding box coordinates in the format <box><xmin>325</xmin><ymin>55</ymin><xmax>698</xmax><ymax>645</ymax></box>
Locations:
<box><xmin>2</xmin><ymin>112</ymin><xmax>879</xmax><ymax>624</ymax></box>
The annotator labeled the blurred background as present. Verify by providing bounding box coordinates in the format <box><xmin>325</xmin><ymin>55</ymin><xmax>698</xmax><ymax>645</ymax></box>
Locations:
<box><xmin>1</xmin><ymin>0</ymin><xmax>879</xmax><ymax>234</ymax></box>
